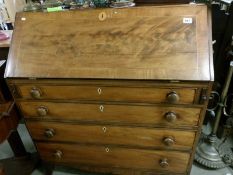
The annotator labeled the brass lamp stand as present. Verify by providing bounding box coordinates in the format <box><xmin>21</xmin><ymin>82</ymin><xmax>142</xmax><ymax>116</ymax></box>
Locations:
<box><xmin>195</xmin><ymin>61</ymin><xmax>233</xmax><ymax>168</ymax></box>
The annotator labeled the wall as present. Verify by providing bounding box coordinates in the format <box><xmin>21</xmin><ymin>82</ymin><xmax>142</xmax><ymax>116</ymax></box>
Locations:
<box><xmin>0</xmin><ymin>0</ymin><xmax>25</xmax><ymax>23</ymax></box>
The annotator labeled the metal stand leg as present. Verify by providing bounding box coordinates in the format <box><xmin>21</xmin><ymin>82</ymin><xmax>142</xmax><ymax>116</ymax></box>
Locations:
<box><xmin>195</xmin><ymin>61</ymin><xmax>233</xmax><ymax>168</ymax></box>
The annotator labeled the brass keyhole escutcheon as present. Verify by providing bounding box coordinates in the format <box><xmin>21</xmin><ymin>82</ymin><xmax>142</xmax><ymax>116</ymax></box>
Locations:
<box><xmin>99</xmin><ymin>12</ymin><xmax>107</xmax><ymax>21</ymax></box>
<box><xmin>105</xmin><ymin>147</ymin><xmax>110</xmax><ymax>153</ymax></box>
<box><xmin>102</xmin><ymin>126</ymin><xmax>107</xmax><ymax>133</ymax></box>
<box><xmin>97</xmin><ymin>88</ymin><xmax>102</xmax><ymax>95</ymax></box>
<box><xmin>100</xmin><ymin>105</ymin><xmax>104</xmax><ymax>112</ymax></box>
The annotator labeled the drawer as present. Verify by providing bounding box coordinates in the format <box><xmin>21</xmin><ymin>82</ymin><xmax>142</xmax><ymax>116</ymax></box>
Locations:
<box><xmin>15</xmin><ymin>84</ymin><xmax>196</xmax><ymax>104</ymax></box>
<box><xmin>26</xmin><ymin>121</ymin><xmax>195</xmax><ymax>150</ymax></box>
<box><xmin>20</xmin><ymin>102</ymin><xmax>201</xmax><ymax>127</ymax></box>
<box><xmin>36</xmin><ymin>142</ymin><xmax>190</xmax><ymax>174</ymax></box>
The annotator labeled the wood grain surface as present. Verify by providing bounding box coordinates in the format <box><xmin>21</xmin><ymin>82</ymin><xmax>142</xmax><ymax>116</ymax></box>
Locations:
<box><xmin>36</xmin><ymin>142</ymin><xmax>190</xmax><ymax>173</ymax></box>
<box><xmin>16</xmin><ymin>84</ymin><xmax>196</xmax><ymax>104</ymax></box>
<box><xmin>26</xmin><ymin>121</ymin><xmax>196</xmax><ymax>150</ymax></box>
<box><xmin>19</xmin><ymin>101</ymin><xmax>201</xmax><ymax>127</ymax></box>
<box><xmin>4</xmin><ymin>4</ymin><xmax>213</xmax><ymax>175</ymax></box>
<box><xmin>5</xmin><ymin>5</ymin><xmax>212</xmax><ymax>81</ymax></box>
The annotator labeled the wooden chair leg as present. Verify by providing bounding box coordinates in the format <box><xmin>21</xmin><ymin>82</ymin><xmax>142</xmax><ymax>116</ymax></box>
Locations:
<box><xmin>7</xmin><ymin>130</ymin><xmax>27</xmax><ymax>157</ymax></box>
<box><xmin>44</xmin><ymin>163</ymin><xmax>54</xmax><ymax>175</ymax></box>
<box><xmin>0</xmin><ymin>164</ymin><xmax>5</xmax><ymax>175</ymax></box>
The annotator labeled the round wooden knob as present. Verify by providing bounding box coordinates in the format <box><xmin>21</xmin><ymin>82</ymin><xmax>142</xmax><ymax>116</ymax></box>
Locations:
<box><xmin>160</xmin><ymin>158</ymin><xmax>169</xmax><ymax>168</ymax></box>
<box><xmin>163</xmin><ymin>137</ymin><xmax>175</xmax><ymax>146</ymax></box>
<box><xmin>37</xmin><ymin>106</ymin><xmax>48</xmax><ymax>116</ymax></box>
<box><xmin>166</xmin><ymin>91</ymin><xmax>179</xmax><ymax>103</ymax></box>
<box><xmin>53</xmin><ymin>150</ymin><xmax>63</xmax><ymax>159</ymax></box>
<box><xmin>165</xmin><ymin>112</ymin><xmax>177</xmax><ymax>122</ymax></box>
<box><xmin>30</xmin><ymin>87</ymin><xmax>42</xmax><ymax>99</ymax></box>
<box><xmin>44</xmin><ymin>129</ymin><xmax>55</xmax><ymax>138</ymax></box>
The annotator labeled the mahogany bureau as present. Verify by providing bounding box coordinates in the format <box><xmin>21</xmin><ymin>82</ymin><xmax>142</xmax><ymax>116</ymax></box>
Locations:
<box><xmin>5</xmin><ymin>4</ymin><xmax>213</xmax><ymax>175</ymax></box>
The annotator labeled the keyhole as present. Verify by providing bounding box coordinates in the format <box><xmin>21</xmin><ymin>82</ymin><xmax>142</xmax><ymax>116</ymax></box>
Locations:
<box><xmin>97</xmin><ymin>88</ymin><xmax>102</xmax><ymax>95</ymax></box>
<box><xmin>99</xmin><ymin>12</ymin><xmax>107</xmax><ymax>21</ymax></box>
<box><xmin>105</xmin><ymin>147</ymin><xmax>110</xmax><ymax>153</ymax></box>
<box><xmin>100</xmin><ymin>105</ymin><xmax>104</xmax><ymax>112</ymax></box>
<box><xmin>102</xmin><ymin>127</ymin><xmax>107</xmax><ymax>133</ymax></box>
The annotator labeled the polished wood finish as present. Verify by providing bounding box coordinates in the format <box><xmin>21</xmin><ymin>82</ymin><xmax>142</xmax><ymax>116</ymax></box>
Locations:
<box><xmin>36</xmin><ymin>142</ymin><xmax>190</xmax><ymax>174</ymax></box>
<box><xmin>20</xmin><ymin>101</ymin><xmax>201</xmax><ymax>127</ymax></box>
<box><xmin>26</xmin><ymin>121</ymin><xmax>195</xmax><ymax>150</ymax></box>
<box><xmin>5</xmin><ymin>5</ymin><xmax>213</xmax><ymax>81</ymax></box>
<box><xmin>7</xmin><ymin>79</ymin><xmax>211</xmax><ymax>87</ymax></box>
<box><xmin>16</xmin><ymin>85</ymin><xmax>196</xmax><ymax>104</ymax></box>
<box><xmin>5</xmin><ymin>4</ymin><xmax>213</xmax><ymax>175</ymax></box>
<box><xmin>135</xmin><ymin>0</ymin><xmax>190</xmax><ymax>4</ymax></box>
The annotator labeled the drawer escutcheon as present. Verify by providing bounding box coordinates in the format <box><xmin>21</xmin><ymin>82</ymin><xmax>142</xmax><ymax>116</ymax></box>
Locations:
<box><xmin>99</xmin><ymin>105</ymin><xmax>104</xmax><ymax>112</ymax></box>
<box><xmin>102</xmin><ymin>126</ymin><xmax>107</xmax><ymax>133</ymax></box>
<box><xmin>105</xmin><ymin>147</ymin><xmax>110</xmax><ymax>153</ymax></box>
<box><xmin>97</xmin><ymin>88</ymin><xmax>102</xmax><ymax>95</ymax></box>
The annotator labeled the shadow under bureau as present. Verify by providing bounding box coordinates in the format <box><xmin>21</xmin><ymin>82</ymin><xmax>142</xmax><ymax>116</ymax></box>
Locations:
<box><xmin>5</xmin><ymin>4</ymin><xmax>213</xmax><ymax>175</ymax></box>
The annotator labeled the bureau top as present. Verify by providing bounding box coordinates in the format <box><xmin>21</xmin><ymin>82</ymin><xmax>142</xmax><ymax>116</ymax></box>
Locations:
<box><xmin>5</xmin><ymin>4</ymin><xmax>213</xmax><ymax>81</ymax></box>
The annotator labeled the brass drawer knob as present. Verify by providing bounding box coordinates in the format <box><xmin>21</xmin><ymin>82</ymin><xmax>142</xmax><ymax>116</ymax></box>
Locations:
<box><xmin>53</xmin><ymin>150</ymin><xmax>63</xmax><ymax>159</ymax></box>
<box><xmin>166</xmin><ymin>91</ymin><xmax>179</xmax><ymax>103</ymax></box>
<box><xmin>163</xmin><ymin>137</ymin><xmax>175</xmax><ymax>146</ymax></box>
<box><xmin>165</xmin><ymin>112</ymin><xmax>177</xmax><ymax>122</ymax></box>
<box><xmin>37</xmin><ymin>106</ymin><xmax>48</xmax><ymax>116</ymax></box>
<box><xmin>30</xmin><ymin>87</ymin><xmax>42</xmax><ymax>99</ymax></box>
<box><xmin>160</xmin><ymin>158</ymin><xmax>169</xmax><ymax>168</ymax></box>
<box><xmin>44</xmin><ymin>129</ymin><xmax>55</xmax><ymax>138</ymax></box>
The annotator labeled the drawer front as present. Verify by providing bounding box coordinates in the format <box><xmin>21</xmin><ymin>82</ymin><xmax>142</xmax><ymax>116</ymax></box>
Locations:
<box><xmin>20</xmin><ymin>102</ymin><xmax>201</xmax><ymax>126</ymax></box>
<box><xmin>36</xmin><ymin>142</ymin><xmax>190</xmax><ymax>173</ymax></box>
<box><xmin>26</xmin><ymin>121</ymin><xmax>195</xmax><ymax>150</ymax></box>
<box><xmin>16</xmin><ymin>85</ymin><xmax>196</xmax><ymax>104</ymax></box>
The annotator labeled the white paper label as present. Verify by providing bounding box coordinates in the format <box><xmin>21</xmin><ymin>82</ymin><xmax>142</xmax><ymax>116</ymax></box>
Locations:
<box><xmin>183</xmin><ymin>18</ymin><xmax>193</xmax><ymax>24</ymax></box>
